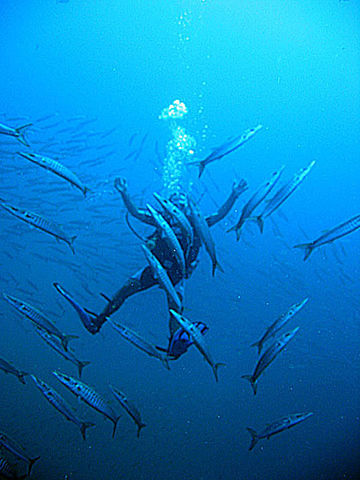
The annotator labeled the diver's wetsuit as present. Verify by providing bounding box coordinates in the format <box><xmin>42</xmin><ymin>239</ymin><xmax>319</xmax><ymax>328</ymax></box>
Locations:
<box><xmin>90</xmin><ymin>178</ymin><xmax>247</xmax><ymax>334</ymax></box>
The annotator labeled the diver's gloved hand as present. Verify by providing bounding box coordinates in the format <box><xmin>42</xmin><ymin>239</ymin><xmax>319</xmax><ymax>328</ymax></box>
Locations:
<box><xmin>114</xmin><ymin>177</ymin><xmax>128</xmax><ymax>194</ymax></box>
<box><xmin>232</xmin><ymin>179</ymin><xmax>248</xmax><ymax>198</ymax></box>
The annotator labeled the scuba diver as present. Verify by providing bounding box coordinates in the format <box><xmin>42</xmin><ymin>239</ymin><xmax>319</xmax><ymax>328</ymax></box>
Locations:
<box><xmin>79</xmin><ymin>176</ymin><xmax>247</xmax><ymax>357</ymax></box>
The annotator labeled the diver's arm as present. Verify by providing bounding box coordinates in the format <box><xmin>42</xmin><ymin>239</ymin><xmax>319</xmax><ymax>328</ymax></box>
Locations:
<box><xmin>206</xmin><ymin>179</ymin><xmax>248</xmax><ymax>227</ymax></box>
<box><xmin>114</xmin><ymin>177</ymin><xmax>155</xmax><ymax>226</ymax></box>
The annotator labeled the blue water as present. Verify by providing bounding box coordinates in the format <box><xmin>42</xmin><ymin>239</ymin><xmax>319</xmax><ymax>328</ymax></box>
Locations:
<box><xmin>0</xmin><ymin>1</ymin><xmax>359</xmax><ymax>479</ymax></box>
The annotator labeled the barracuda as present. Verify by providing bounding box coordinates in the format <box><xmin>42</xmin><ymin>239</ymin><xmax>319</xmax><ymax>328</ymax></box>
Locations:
<box><xmin>246</xmin><ymin>412</ymin><xmax>313</xmax><ymax>450</ymax></box>
<box><xmin>254</xmin><ymin>160</ymin><xmax>315</xmax><ymax>233</ymax></box>
<box><xmin>170</xmin><ymin>310</ymin><xmax>224</xmax><ymax>382</ymax></box>
<box><xmin>17</xmin><ymin>151</ymin><xmax>89</xmax><ymax>196</ymax></box>
<box><xmin>53</xmin><ymin>371</ymin><xmax>120</xmax><ymax>438</ymax></box>
<box><xmin>141</xmin><ymin>244</ymin><xmax>182</xmax><ymax>311</ymax></box>
<box><xmin>109</xmin><ymin>385</ymin><xmax>146</xmax><ymax>438</ymax></box>
<box><xmin>294</xmin><ymin>214</ymin><xmax>360</xmax><ymax>261</ymax></box>
<box><xmin>227</xmin><ymin>165</ymin><xmax>285</xmax><ymax>240</ymax></box>
<box><xmin>146</xmin><ymin>203</ymin><xmax>186</xmax><ymax>277</ymax></box>
<box><xmin>3</xmin><ymin>293</ymin><xmax>77</xmax><ymax>351</ymax></box>
<box><xmin>110</xmin><ymin>320</ymin><xmax>170</xmax><ymax>370</ymax></box>
<box><xmin>251</xmin><ymin>298</ymin><xmax>308</xmax><ymax>354</ymax></box>
<box><xmin>0</xmin><ymin>200</ymin><xmax>77</xmax><ymax>254</ymax></box>
<box><xmin>242</xmin><ymin>327</ymin><xmax>300</xmax><ymax>395</ymax></box>
<box><xmin>31</xmin><ymin>375</ymin><xmax>95</xmax><ymax>440</ymax></box>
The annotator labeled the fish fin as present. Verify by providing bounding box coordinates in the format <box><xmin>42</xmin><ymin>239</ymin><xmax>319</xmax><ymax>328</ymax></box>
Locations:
<box><xmin>136</xmin><ymin>422</ymin><xmax>147</xmax><ymax>438</ymax></box>
<box><xmin>241</xmin><ymin>374</ymin><xmax>257</xmax><ymax>395</ymax></box>
<box><xmin>15</xmin><ymin>123</ymin><xmax>32</xmax><ymax>147</ymax></box>
<box><xmin>293</xmin><ymin>242</ymin><xmax>315</xmax><ymax>261</ymax></box>
<box><xmin>250</xmin><ymin>340</ymin><xmax>263</xmax><ymax>355</ymax></box>
<box><xmin>80</xmin><ymin>421</ymin><xmax>95</xmax><ymax>441</ymax></box>
<box><xmin>100</xmin><ymin>292</ymin><xmax>112</xmax><ymax>302</ymax></box>
<box><xmin>68</xmin><ymin>235</ymin><xmax>77</xmax><ymax>255</ymax></box>
<box><xmin>213</xmin><ymin>362</ymin><xmax>226</xmax><ymax>382</ymax></box>
<box><xmin>246</xmin><ymin>427</ymin><xmax>259</xmax><ymax>451</ymax></box>
<box><xmin>112</xmin><ymin>416</ymin><xmax>122</xmax><ymax>438</ymax></box>
<box><xmin>62</xmin><ymin>334</ymin><xmax>79</xmax><ymax>351</ymax></box>
<box><xmin>78</xmin><ymin>360</ymin><xmax>91</xmax><ymax>378</ymax></box>
<box><xmin>27</xmin><ymin>455</ymin><xmax>41</xmax><ymax>475</ymax></box>
<box><xmin>18</xmin><ymin>371</ymin><xmax>29</xmax><ymax>384</ymax></box>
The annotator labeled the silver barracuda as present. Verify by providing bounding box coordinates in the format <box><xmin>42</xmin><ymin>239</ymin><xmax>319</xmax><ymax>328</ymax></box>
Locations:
<box><xmin>251</xmin><ymin>298</ymin><xmax>308</xmax><ymax>354</ymax></box>
<box><xmin>0</xmin><ymin>357</ymin><xmax>28</xmax><ymax>385</ymax></box>
<box><xmin>246</xmin><ymin>412</ymin><xmax>313</xmax><ymax>450</ymax></box>
<box><xmin>34</xmin><ymin>327</ymin><xmax>90</xmax><ymax>378</ymax></box>
<box><xmin>109</xmin><ymin>385</ymin><xmax>146</xmax><ymax>438</ymax></box>
<box><xmin>0</xmin><ymin>432</ymin><xmax>40</xmax><ymax>476</ymax></box>
<box><xmin>242</xmin><ymin>327</ymin><xmax>300</xmax><ymax>395</ymax></box>
<box><xmin>153</xmin><ymin>192</ymin><xmax>194</xmax><ymax>247</ymax></box>
<box><xmin>146</xmin><ymin>203</ymin><xmax>186</xmax><ymax>276</ymax></box>
<box><xmin>141</xmin><ymin>245</ymin><xmax>182</xmax><ymax>311</ymax></box>
<box><xmin>254</xmin><ymin>160</ymin><xmax>316</xmax><ymax>233</ymax></box>
<box><xmin>3</xmin><ymin>293</ymin><xmax>78</xmax><ymax>351</ymax></box>
<box><xmin>0</xmin><ymin>122</ymin><xmax>32</xmax><ymax>147</ymax></box>
<box><xmin>294</xmin><ymin>214</ymin><xmax>360</xmax><ymax>261</ymax></box>
<box><xmin>170</xmin><ymin>310</ymin><xmax>224</xmax><ymax>382</ymax></box>
<box><xmin>188</xmin><ymin>196</ymin><xmax>223</xmax><ymax>276</ymax></box>
<box><xmin>188</xmin><ymin>124</ymin><xmax>263</xmax><ymax>178</ymax></box>
<box><xmin>110</xmin><ymin>320</ymin><xmax>170</xmax><ymax>370</ymax></box>
<box><xmin>227</xmin><ymin>166</ymin><xmax>285</xmax><ymax>240</ymax></box>
<box><xmin>53</xmin><ymin>371</ymin><xmax>120</xmax><ymax>438</ymax></box>
<box><xmin>31</xmin><ymin>375</ymin><xmax>95</xmax><ymax>440</ymax></box>
<box><xmin>0</xmin><ymin>200</ymin><xmax>77</xmax><ymax>253</ymax></box>
<box><xmin>17</xmin><ymin>151</ymin><xmax>89</xmax><ymax>197</ymax></box>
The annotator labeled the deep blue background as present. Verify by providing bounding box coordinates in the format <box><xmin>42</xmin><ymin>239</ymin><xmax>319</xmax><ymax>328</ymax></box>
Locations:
<box><xmin>0</xmin><ymin>1</ymin><xmax>359</xmax><ymax>479</ymax></box>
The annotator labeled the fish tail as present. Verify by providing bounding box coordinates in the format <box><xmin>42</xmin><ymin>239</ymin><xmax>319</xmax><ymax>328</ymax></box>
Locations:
<box><xmin>246</xmin><ymin>427</ymin><xmax>259</xmax><ymax>451</ymax></box>
<box><xmin>161</xmin><ymin>355</ymin><xmax>170</xmax><ymax>371</ymax></box>
<box><xmin>293</xmin><ymin>242</ymin><xmax>315</xmax><ymax>261</ymax></box>
<box><xmin>112</xmin><ymin>416</ymin><xmax>121</xmax><ymax>438</ymax></box>
<box><xmin>250</xmin><ymin>340</ymin><xmax>263</xmax><ymax>355</ymax></box>
<box><xmin>68</xmin><ymin>235</ymin><xmax>77</xmax><ymax>254</ymax></box>
<box><xmin>213</xmin><ymin>362</ymin><xmax>226</xmax><ymax>382</ymax></box>
<box><xmin>254</xmin><ymin>215</ymin><xmax>264</xmax><ymax>233</ymax></box>
<box><xmin>83</xmin><ymin>186</ymin><xmax>91</xmax><ymax>197</ymax></box>
<box><xmin>15</xmin><ymin>123</ymin><xmax>32</xmax><ymax>147</ymax></box>
<box><xmin>188</xmin><ymin>160</ymin><xmax>205</xmax><ymax>178</ymax></box>
<box><xmin>198</xmin><ymin>162</ymin><xmax>205</xmax><ymax>178</ymax></box>
<box><xmin>80</xmin><ymin>421</ymin><xmax>95</xmax><ymax>441</ymax></box>
<box><xmin>78</xmin><ymin>360</ymin><xmax>91</xmax><ymax>378</ymax></box>
<box><xmin>62</xmin><ymin>334</ymin><xmax>79</xmax><ymax>351</ymax></box>
<box><xmin>226</xmin><ymin>223</ymin><xmax>237</xmax><ymax>234</ymax></box>
<box><xmin>212</xmin><ymin>260</ymin><xmax>224</xmax><ymax>277</ymax></box>
<box><xmin>27</xmin><ymin>455</ymin><xmax>41</xmax><ymax>475</ymax></box>
<box><xmin>137</xmin><ymin>422</ymin><xmax>147</xmax><ymax>438</ymax></box>
<box><xmin>241</xmin><ymin>374</ymin><xmax>257</xmax><ymax>395</ymax></box>
<box><xmin>18</xmin><ymin>371</ymin><xmax>29</xmax><ymax>384</ymax></box>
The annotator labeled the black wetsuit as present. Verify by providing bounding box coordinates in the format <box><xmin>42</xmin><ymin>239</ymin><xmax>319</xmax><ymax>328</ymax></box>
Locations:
<box><xmin>90</xmin><ymin>180</ymin><xmax>247</xmax><ymax>334</ymax></box>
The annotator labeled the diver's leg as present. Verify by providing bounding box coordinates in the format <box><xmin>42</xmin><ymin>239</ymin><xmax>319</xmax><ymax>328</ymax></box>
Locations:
<box><xmin>92</xmin><ymin>267</ymin><xmax>156</xmax><ymax>332</ymax></box>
